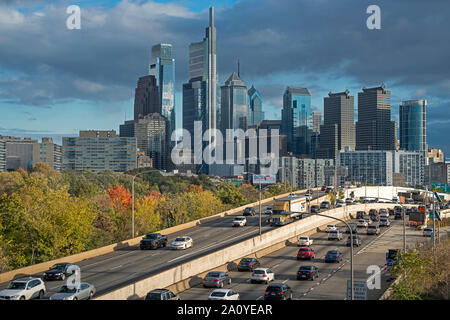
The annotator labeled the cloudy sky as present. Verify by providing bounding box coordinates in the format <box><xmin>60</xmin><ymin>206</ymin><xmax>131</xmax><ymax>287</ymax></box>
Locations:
<box><xmin>0</xmin><ymin>0</ymin><xmax>449</xmax><ymax>156</ymax></box>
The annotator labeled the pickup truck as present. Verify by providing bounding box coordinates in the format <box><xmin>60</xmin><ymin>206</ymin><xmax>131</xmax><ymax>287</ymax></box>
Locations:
<box><xmin>140</xmin><ymin>233</ymin><xmax>168</xmax><ymax>250</ymax></box>
<box><xmin>297</xmin><ymin>236</ymin><xmax>313</xmax><ymax>246</ymax></box>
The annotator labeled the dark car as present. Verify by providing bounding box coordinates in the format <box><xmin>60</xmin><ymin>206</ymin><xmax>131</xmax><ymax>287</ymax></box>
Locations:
<box><xmin>345</xmin><ymin>224</ymin><xmax>358</xmax><ymax>234</ymax></box>
<box><xmin>346</xmin><ymin>235</ymin><xmax>362</xmax><ymax>247</ymax></box>
<box><xmin>394</xmin><ymin>211</ymin><xmax>403</xmax><ymax>220</ymax></box>
<box><xmin>325</xmin><ymin>250</ymin><xmax>343</xmax><ymax>263</ymax></box>
<box><xmin>237</xmin><ymin>257</ymin><xmax>260</xmax><ymax>271</ymax></box>
<box><xmin>140</xmin><ymin>233</ymin><xmax>167</xmax><ymax>250</ymax></box>
<box><xmin>325</xmin><ymin>187</ymin><xmax>333</xmax><ymax>194</ymax></box>
<box><xmin>243</xmin><ymin>207</ymin><xmax>256</xmax><ymax>216</ymax></box>
<box><xmin>370</xmin><ymin>214</ymin><xmax>379</xmax><ymax>222</ymax></box>
<box><xmin>43</xmin><ymin>263</ymin><xmax>77</xmax><ymax>281</ymax></box>
<box><xmin>356</xmin><ymin>211</ymin><xmax>365</xmax><ymax>219</ymax></box>
<box><xmin>405</xmin><ymin>208</ymin><xmax>412</xmax><ymax>216</ymax></box>
<box><xmin>321</xmin><ymin>186</ymin><xmax>327</xmax><ymax>191</ymax></box>
<box><xmin>388</xmin><ymin>209</ymin><xmax>395</xmax><ymax>216</ymax></box>
<box><xmin>320</xmin><ymin>201</ymin><xmax>331</xmax><ymax>209</ymax></box>
<box><xmin>264</xmin><ymin>283</ymin><xmax>293</xmax><ymax>300</ymax></box>
<box><xmin>310</xmin><ymin>205</ymin><xmax>320</xmax><ymax>213</ymax></box>
<box><xmin>145</xmin><ymin>289</ymin><xmax>179</xmax><ymax>300</ymax></box>
<box><xmin>202</xmin><ymin>271</ymin><xmax>231</xmax><ymax>288</ymax></box>
<box><xmin>296</xmin><ymin>265</ymin><xmax>319</xmax><ymax>280</ymax></box>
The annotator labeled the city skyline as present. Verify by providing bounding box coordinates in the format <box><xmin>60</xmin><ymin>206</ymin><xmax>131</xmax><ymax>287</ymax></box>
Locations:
<box><xmin>0</xmin><ymin>0</ymin><xmax>449</xmax><ymax>156</ymax></box>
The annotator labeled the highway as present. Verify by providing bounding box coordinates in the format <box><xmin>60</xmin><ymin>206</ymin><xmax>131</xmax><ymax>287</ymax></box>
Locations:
<box><xmin>178</xmin><ymin>213</ymin><xmax>448</xmax><ymax>300</ymax></box>
<box><xmin>0</xmin><ymin>190</ymin><xmax>324</xmax><ymax>299</ymax></box>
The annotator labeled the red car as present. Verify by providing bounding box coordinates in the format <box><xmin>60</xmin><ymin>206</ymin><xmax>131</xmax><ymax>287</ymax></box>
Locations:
<box><xmin>297</xmin><ymin>247</ymin><xmax>315</xmax><ymax>260</ymax></box>
<box><xmin>321</xmin><ymin>186</ymin><xmax>327</xmax><ymax>191</ymax></box>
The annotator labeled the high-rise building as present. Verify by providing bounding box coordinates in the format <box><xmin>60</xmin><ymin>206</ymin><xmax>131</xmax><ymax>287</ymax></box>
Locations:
<box><xmin>34</xmin><ymin>137</ymin><xmax>63</xmax><ymax>172</ymax></box>
<box><xmin>278</xmin><ymin>156</ymin><xmax>334</xmax><ymax>189</ymax></box>
<box><xmin>318</xmin><ymin>90</ymin><xmax>355</xmax><ymax>159</ymax></box>
<box><xmin>356</xmin><ymin>84</ymin><xmax>396</xmax><ymax>150</ymax></box>
<box><xmin>220</xmin><ymin>72</ymin><xmax>249</xmax><ymax>133</ymax></box>
<box><xmin>182</xmin><ymin>7</ymin><xmax>219</xmax><ymax>174</ymax></box>
<box><xmin>149</xmin><ymin>43</ymin><xmax>176</xmax><ymax>145</ymax></box>
<box><xmin>399</xmin><ymin>100</ymin><xmax>427</xmax><ymax>151</ymax></box>
<box><xmin>427</xmin><ymin>148</ymin><xmax>444</xmax><ymax>164</ymax></box>
<box><xmin>0</xmin><ymin>140</ymin><xmax>6</xmax><ymax>171</ymax></box>
<box><xmin>1</xmin><ymin>136</ymin><xmax>39</xmax><ymax>171</ymax></box>
<box><xmin>312</xmin><ymin>111</ymin><xmax>321</xmax><ymax>134</ymax></box>
<box><xmin>63</xmin><ymin>130</ymin><xmax>137</xmax><ymax>173</ymax></box>
<box><xmin>281</xmin><ymin>87</ymin><xmax>312</xmax><ymax>156</ymax></box>
<box><xmin>134</xmin><ymin>75</ymin><xmax>160</xmax><ymax>120</ymax></box>
<box><xmin>248</xmin><ymin>85</ymin><xmax>264</xmax><ymax>126</ymax></box>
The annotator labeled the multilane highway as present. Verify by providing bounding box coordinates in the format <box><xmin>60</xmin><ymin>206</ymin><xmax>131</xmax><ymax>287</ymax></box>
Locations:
<box><xmin>0</xmin><ymin>190</ymin><xmax>324</xmax><ymax>299</ymax></box>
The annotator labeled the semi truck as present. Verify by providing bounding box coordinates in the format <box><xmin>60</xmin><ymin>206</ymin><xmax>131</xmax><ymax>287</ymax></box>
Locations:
<box><xmin>408</xmin><ymin>211</ymin><xmax>427</xmax><ymax>227</ymax></box>
<box><xmin>270</xmin><ymin>195</ymin><xmax>307</xmax><ymax>226</ymax></box>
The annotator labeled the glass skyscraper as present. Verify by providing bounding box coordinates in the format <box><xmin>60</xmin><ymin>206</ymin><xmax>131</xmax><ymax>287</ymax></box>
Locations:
<box><xmin>400</xmin><ymin>100</ymin><xmax>427</xmax><ymax>151</ymax></box>
<box><xmin>248</xmin><ymin>85</ymin><xmax>263</xmax><ymax>126</ymax></box>
<box><xmin>149</xmin><ymin>43</ymin><xmax>175</xmax><ymax>145</ymax></box>
<box><xmin>220</xmin><ymin>72</ymin><xmax>248</xmax><ymax>132</ymax></box>
<box><xmin>281</xmin><ymin>87</ymin><xmax>312</xmax><ymax>156</ymax></box>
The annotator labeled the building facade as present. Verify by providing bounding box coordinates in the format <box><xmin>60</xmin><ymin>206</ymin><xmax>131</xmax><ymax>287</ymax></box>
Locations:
<box><xmin>220</xmin><ymin>72</ymin><xmax>249</xmax><ymax>133</ymax></box>
<box><xmin>427</xmin><ymin>148</ymin><xmax>444</xmax><ymax>164</ymax></box>
<box><xmin>400</xmin><ymin>100</ymin><xmax>427</xmax><ymax>151</ymax></box>
<box><xmin>134</xmin><ymin>75</ymin><xmax>160</xmax><ymax>121</ymax></box>
<box><xmin>248</xmin><ymin>85</ymin><xmax>264</xmax><ymax>126</ymax></box>
<box><xmin>312</xmin><ymin>111</ymin><xmax>321</xmax><ymax>134</ymax></box>
<box><xmin>278</xmin><ymin>156</ymin><xmax>334</xmax><ymax>189</ymax></box>
<box><xmin>281</xmin><ymin>87</ymin><xmax>312</xmax><ymax>156</ymax></box>
<box><xmin>63</xmin><ymin>130</ymin><xmax>137</xmax><ymax>173</ymax></box>
<box><xmin>356</xmin><ymin>84</ymin><xmax>396</xmax><ymax>151</ymax></box>
<box><xmin>425</xmin><ymin>162</ymin><xmax>449</xmax><ymax>185</ymax></box>
<box><xmin>35</xmin><ymin>137</ymin><xmax>63</xmax><ymax>172</ymax></box>
<box><xmin>1</xmin><ymin>136</ymin><xmax>39</xmax><ymax>171</ymax></box>
<box><xmin>0</xmin><ymin>140</ymin><xmax>5</xmax><ymax>171</ymax></box>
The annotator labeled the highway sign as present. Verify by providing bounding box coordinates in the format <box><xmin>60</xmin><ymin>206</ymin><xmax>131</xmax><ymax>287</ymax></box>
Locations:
<box><xmin>252</xmin><ymin>174</ymin><xmax>276</xmax><ymax>185</ymax></box>
<box><xmin>431</xmin><ymin>182</ymin><xmax>450</xmax><ymax>194</ymax></box>
<box><xmin>347</xmin><ymin>280</ymin><xmax>368</xmax><ymax>300</ymax></box>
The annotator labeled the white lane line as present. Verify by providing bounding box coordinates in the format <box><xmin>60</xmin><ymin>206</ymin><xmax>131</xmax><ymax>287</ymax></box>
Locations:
<box><xmin>256</xmin><ymin>296</ymin><xmax>263</xmax><ymax>300</ymax></box>
<box><xmin>109</xmin><ymin>264</ymin><xmax>123</xmax><ymax>270</ymax></box>
<box><xmin>271</xmin><ymin>263</ymin><xmax>280</xmax><ymax>269</ymax></box>
<box><xmin>282</xmin><ymin>279</ymin><xmax>288</xmax><ymax>283</ymax></box>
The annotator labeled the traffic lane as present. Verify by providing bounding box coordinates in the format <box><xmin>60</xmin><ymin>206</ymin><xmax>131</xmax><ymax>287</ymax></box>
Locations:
<box><xmin>178</xmin><ymin>216</ymin><xmax>398</xmax><ymax>300</ymax></box>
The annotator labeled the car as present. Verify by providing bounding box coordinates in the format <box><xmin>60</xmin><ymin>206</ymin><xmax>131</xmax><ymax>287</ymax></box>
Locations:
<box><xmin>394</xmin><ymin>206</ymin><xmax>403</xmax><ymax>212</ymax></box>
<box><xmin>265</xmin><ymin>207</ymin><xmax>273</xmax><ymax>215</ymax></box>
<box><xmin>250</xmin><ymin>268</ymin><xmax>275</xmax><ymax>284</ymax></box>
<box><xmin>336</xmin><ymin>200</ymin><xmax>345</xmax><ymax>207</ymax></box>
<box><xmin>140</xmin><ymin>233</ymin><xmax>168</xmax><ymax>250</ymax></box>
<box><xmin>49</xmin><ymin>282</ymin><xmax>96</xmax><ymax>300</ymax></box>
<box><xmin>321</xmin><ymin>186</ymin><xmax>327</xmax><ymax>191</ymax></box>
<box><xmin>202</xmin><ymin>271</ymin><xmax>232</xmax><ymax>288</ymax></box>
<box><xmin>357</xmin><ymin>219</ymin><xmax>368</xmax><ymax>228</ymax></box>
<box><xmin>352</xmin><ymin>200</ymin><xmax>359</xmax><ymax>205</ymax></box>
<box><xmin>345</xmin><ymin>198</ymin><xmax>354</xmax><ymax>205</ymax></box>
<box><xmin>43</xmin><ymin>263</ymin><xmax>78</xmax><ymax>281</ymax></box>
<box><xmin>388</xmin><ymin>209</ymin><xmax>395</xmax><ymax>216</ymax></box>
<box><xmin>243</xmin><ymin>207</ymin><xmax>256</xmax><ymax>216</ymax></box>
<box><xmin>345</xmin><ymin>224</ymin><xmax>358</xmax><ymax>234</ymax></box>
<box><xmin>370</xmin><ymin>214</ymin><xmax>380</xmax><ymax>222</ymax></box>
<box><xmin>367</xmin><ymin>225</ymin><xmax>380</xmax><ymax>235</ymax></box>
<box><xmin>423</xmin><ymin>227</ymin><xmax>433</xmax><ymax>237</ymax></box>
<box><xmin>208</xmin><ymin>289</ymin><xmax>240</xmax><ymax>300</ymax></box>
<box><xmin>320</xmin><ymin>201</ymin><xmax>331</xmax><ymax>209</ymax></box>
<box><xmin>417</xmin><ymin>224</ymin><xmax>426</xmax><ymax>230</ymax></box>
<box><xmin>364</xmin><ymin>217</ymin><xmax>372</xmax><ymax>225</ymax></box>
<box><xmin>305</xmin><ymin>192</ymin><xmax>311</xmax><ymax>200</ymax></box>
<box><xmin>0</xmin><ymin>277</ymin><xmax>46</xmax><ymax>300</ymax></box>
<box><xmin>237</xmin><ymin>257</ymin><xmax>260</xmax><ymax>271</ymax></box>
<box><xmin>379</xmin><ymin>218</ymin><xmax>391</xmax><ymax>227</ymax></box>
<box><xmin>326</xmin><ymin>224</ymin><xmax>337</xmax><ymax>233</ymax></box>
<box><xmin>297</xmin><ymin>265</ymin><xmax>319</xmax><ymax>280</ymax></box>
<box><xmin>310</xmin><ymin>205</ymin><xmax>320</xmax><ymax>213</ymax></box>
<box><xmin>405</xmin><ymin>208</ymin><xmax>412</xmax><ymax>215</ymax></box>
<box><xmin>328</xmin><ymin>230</ymin><xmax>343</xmax><ymax>240</ymax></box>
<box><xmin>232</xmin><ymin>216</ymin><xmax>247</xmax><ymax>227</ymax></box>
<box><xmin>297</xmin><ymin>236</ymin><xmax>313</xmax><ymax>246</ymax></box>
<box><xmin>369</xmin><ymin>209</ymin><xmax>378</xmax><ymax>215</ymax></box>
<box><xmin>379</xmin><ymin>209</ymin><xmax>389</xmax><ymax>218</ymax></box>
<box><xmin>392</xmin><ymin>197</ymin><xmax>399</xmax><ymax>203</ymax></box>
<box><xmin>356</xmin><ymin>211</ymin><xmax>365</xmax><ymax>219</ymax></box>
<box><xmin>395</xmin><ymin>211</ymin><xmax>403</xmax><ymax>220</ymax></box>
<box><xmin>264</xmin><ymin>283</ymin><xmax>293</xmax><ymax>300</ymax></box>
<box><xmin>346</xmin><ymin>235</ymin><xmax>362</xmax><ymax>247</ymax></box>
<box><xmin>170</xmin><ymin>236</ymin><xmax>193</xmax><ymax>250</ymax></box>
<box><xmin>325</xmin><ymin>250</ymin><xmax>342</xmax><ymax>263</ymax></box>
<box><xmin>297</xmin><ymin>247</ymin><xmax>315</xmax><ymax>260</ymax></box>
<box><xmin>325</xmin><ymin>187</ymin><xmax>333</xmax><ymax>194</ymax></box>
<box><xmin>145</xmin><ymin>289</ymin><xmax>180</xmax><ymax>300</ymax></box>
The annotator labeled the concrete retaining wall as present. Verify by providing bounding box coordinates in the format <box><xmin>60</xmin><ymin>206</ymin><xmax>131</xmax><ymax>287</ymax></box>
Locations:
<box><xmin>0</xmin><ymin>188</ymin><xmax>309</xmax><ymax>284</ymax></box>
<box><xmin>94</xmin><ymin>202</ymin><xmax>401</xmax><ymax>300</ymax></box>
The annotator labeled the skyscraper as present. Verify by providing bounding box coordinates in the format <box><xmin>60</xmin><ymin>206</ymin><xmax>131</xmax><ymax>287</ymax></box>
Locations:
<box><xmin>182</xmin><ymin>7</ymin><xmax>219</xmax><ymax>173</ymax></box>
<box><xmin>400</xmin><ymin>99</ymin><xmax>427</xmax><ymax>151</ymax></box>
<box><xmin>220</xmin><ymin>72</ymin><xmax>248</xmax><ymax>133</ymax></box>
<box><xmin>149</xmin><ymin>44</ymin><xmax>176</xmax><ymax>145</ymax></box>
<box><xmin>318</xmin><ymin>90</ymin><xmax>355</xmax><ymax>159</ymax></box>
<box><xmin>134</xmin><ymin>75</ymin><xmax>160</xmax><ymax>121</ymax></box>
<box><xmin>312</xmin><ymin>111</ymin><xmax>322</xmax><ymax>134</ymax></box>
<box><xmin>281</xmin><ymin>87</ymin><xmax>312</xmax><ymax>156</ymax></box>
<box><xmin>356</xmin><ymin>84</ymin><xmax>396</xmax><ymax>150</ymax></box>
<box><xmin>248</xmin><ymin>85</ymin><xmax>264</xmax><ymax>126</ymax></box>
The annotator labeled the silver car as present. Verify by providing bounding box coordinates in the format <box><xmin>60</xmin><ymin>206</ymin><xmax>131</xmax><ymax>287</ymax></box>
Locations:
<box><xmin>49</xmin><ymin>283</ymin><xmax>95</xmax><ymax>300</ymax></box>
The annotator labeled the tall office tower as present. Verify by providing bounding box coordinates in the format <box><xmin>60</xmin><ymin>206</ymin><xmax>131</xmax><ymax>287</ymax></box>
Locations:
<box><xmin>220</xmin><ymin>72</ymin><xmax>249</xmax><ymax>133</ymax></box>
<box><xmin>312</xmin><ymin>111</ymin><xmax>322</xmax><ymax>134</ymax></box>
<box><xmin>182</xmin><ymin>7</ymin><xmax>219</xmax><ymax>173</ymax></box>
<box><xmin>149</xmin><ymin>44</ymin><xmax>176</xmax><ymax>145</ymax></box>
<box><xmin>399</xmin><ymin>100</ymin><xmax>427</xmax><ymax>151</ymax></box>
<box><xmin>133</xmin><ymin>75</ymin><xmax>160</xmax><ymax>120</ymax></box>
<box><xmin>0</xmin><ymin>140</ymin><xmax>6</xmax><ymax>171</ymax></box>
<box><xmin>0</xmin><ymin>136</ymin><xmax>39</xmax><ymax>171</ymax></box>
<box><xmin>34</xmin><ymin>137</ymin><xmax>63</xmax><ymax>172</ymax></box>
<box><xmin>281</xmin><ymin>87</ymin><xmax>312</xmax><ymax>156</ymax></box>
<box><xmin>63</xmin><ymin>130</ymin><xmax>137</xmax><ymax>173</ymax></box>
<box><xmin>318</xmin><ymin>90</ymin><xmax>355</xmax><ymax>159</ymax></box>
<box><xmin>134</xmin><ymin>113</ymin><xmax>170</xmax><ymax>171</ymax></box>
<box><xmin>248</xmin><ymin>85</ymin><xmax>264</xmax><ymax>126</ymax></box>
<box><xmin>356</xmin><ymin>84</ymin><xmax>396</xmax><ymax>150</ymax></box>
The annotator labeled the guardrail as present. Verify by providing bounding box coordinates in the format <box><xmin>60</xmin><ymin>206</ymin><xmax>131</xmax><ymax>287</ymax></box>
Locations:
<box><xmin>0</xmin><ymin>188</ymin><xmax>312</xmax><ymax>284</ymax></box>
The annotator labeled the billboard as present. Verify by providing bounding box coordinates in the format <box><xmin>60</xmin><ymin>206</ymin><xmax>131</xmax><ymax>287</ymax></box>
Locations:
<box><xmin>252</xmin><ymin>174</ymin><xmax>276</xmax><ymax>185</ymax></box>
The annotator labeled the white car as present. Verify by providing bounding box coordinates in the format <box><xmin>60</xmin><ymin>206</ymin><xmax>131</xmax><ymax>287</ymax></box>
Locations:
<box><xmin>250</xmin><ymin>268</ymin><xmax>275</xmax><ymax>284</ymax></box>
<box><xmin>364</xmin><ymin>218</ymin><xmax>372</xmax><ymax>225</ymax></box>
<box><xmin>208</xmin><ymin>289</ymin><xmax>240</xmax><ymax>300</ymax></box>
<box><xmin>357</xmin><ymin>219</ymin><xmax>368</xmax><ymax>228</ymax></box>
<box><xmin>379</xmin><ymin>209</ymin><xmax>389</xmax><ymax>218</ymax></box>
<box><xmin>232</xmin><ymin>216</ymin><xmax>247</xmax><ymax>227</ymax></box>
<box><xmin>423</xmin><ymin>228</ymin><xmax>433</xmax><ymax>237</ymax></box>
<box><xmin>171</xmin><ymin>236</ymin><xmax>193</xmax><ymax>250</ymax></box>
<box><xmin>326</xmin><ymin>225</ymin><xmax>337</xmax><ymax>233</ymax></box>
<box><xmin>0</xmin><ymin>277</ymin><xmax>46</xmax><ymax>300</ymax></box>
<box><xmin>297</xmin><ymin>236</ymin><xmax>313</xmax><ymax>246</ymax></box>
<box><xmin>49</xmin><ymin>282</ymin><xmax>96</xmax><ymax>300</ymax></box>
<box><xmin>336</xmin><ymin>200</ymin><xmax>345</xmax><ymax>207</ymax></box>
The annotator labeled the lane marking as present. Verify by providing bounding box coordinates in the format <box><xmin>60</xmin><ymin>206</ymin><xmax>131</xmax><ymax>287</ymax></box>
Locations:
<box><xmin>256</xmin><ymin>296</ymin><xmax>263</xmax><ymax>300</ymax></box>
<box><xmin>109</xmin><ymin>264</ymin><xmax>123</xmax><ymax>270</ymax></box>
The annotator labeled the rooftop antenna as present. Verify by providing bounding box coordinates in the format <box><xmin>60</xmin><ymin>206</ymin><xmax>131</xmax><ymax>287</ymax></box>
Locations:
<box><xmin>238</xmin><ymin>59</ymin><xmax>240</xmax><ymax>78</ymax></box>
